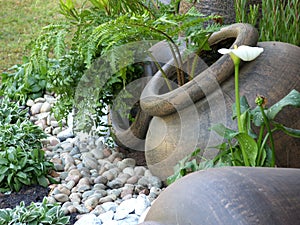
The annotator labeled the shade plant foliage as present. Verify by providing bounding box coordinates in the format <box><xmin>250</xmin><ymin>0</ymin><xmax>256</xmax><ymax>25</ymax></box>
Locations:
<box><xmin>0</xmin><ymin>197</ymin><xmax>69</xmax><ymax>225</ymax></box>
<box><xmin>0</xmin><ymin>97</ymin><xmax>55</xmax><ymax>193</ymax></box>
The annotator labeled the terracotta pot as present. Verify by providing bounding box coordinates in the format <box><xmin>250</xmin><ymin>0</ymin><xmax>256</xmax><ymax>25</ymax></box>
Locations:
<box><xmin>140</xmin><ymin>23</ymin><xmax>300</xmax><ymax>180</ymax></box>
<box><xmin>139</xmin><ymin>167</ymin><xmax>300</xmax><ymax>225</ymax></box>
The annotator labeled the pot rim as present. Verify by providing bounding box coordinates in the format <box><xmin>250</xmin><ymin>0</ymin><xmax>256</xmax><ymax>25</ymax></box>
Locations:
<box><xmin>140</xmin><ymin>23</ymin><xmax>259</xmax><ymax>117</ymax></box>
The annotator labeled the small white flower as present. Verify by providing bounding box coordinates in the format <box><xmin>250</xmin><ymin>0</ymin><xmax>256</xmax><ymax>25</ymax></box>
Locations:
<box><xmin>218</xmin><ymin>45</ymin><xmax>264</xmax><ymax>61</ymax></box>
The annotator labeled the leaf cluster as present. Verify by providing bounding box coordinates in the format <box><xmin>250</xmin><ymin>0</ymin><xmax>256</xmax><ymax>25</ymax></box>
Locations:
<box><xmin>168</xmin><ymin>89</ymin><xmax>300</xmax><ymax>184</ymax></box>
<box><xmin>0</xmin><ymin>97</ymin><xmax>55</xmax><ymax>193</ymax></box>
<box><xmin>0</xmin><ymin>197</ymin><xmax>69</xmax><ymax>225</ymax></box>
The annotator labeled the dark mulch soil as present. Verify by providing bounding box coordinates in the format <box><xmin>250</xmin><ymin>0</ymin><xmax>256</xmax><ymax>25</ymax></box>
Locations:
<box><xmin>0</xmin><ymin>185</ymin><xmax>78</xmax><ymax>224</ymax></box>
<box><xmin>0</xmin><ymin>185</ymin><xmax>49</xmax><ymax>209</ymax></box>
<box><xmin>0</xmin><ymin>148</ymin><xmax>146</xmax><ymax>225</ymax></box>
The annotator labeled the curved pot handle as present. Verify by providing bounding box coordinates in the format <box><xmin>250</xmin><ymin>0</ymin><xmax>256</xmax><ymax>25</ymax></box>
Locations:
<box><xmin>140</xmin><ymin>23</ymin><xmax>259</xmax><ymax>117</ymax></box>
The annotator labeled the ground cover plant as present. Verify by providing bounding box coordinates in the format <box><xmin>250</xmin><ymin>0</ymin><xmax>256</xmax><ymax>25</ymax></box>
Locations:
<box><xmin>0</xmin><ymin>97</ymin><xmax>56</xmax><ymax>193</ymax></box>
<box><xmin>0</xmin><ymin>197</ymin><xmax>69</xmax><ymax>225</ymax></box>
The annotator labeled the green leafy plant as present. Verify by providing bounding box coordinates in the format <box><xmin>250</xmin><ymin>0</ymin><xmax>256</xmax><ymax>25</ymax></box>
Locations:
<box><xmin>1</xmin><ymin>0</ymin><xmax>220</xmax><ymax>137</ymax></box>
<box><xmin>0</xmin><ymin>97</ymin><xmax>55</xmax><ymax>192</ymax></box>
<box><xmin>0</xmin><ymin>197</ymin><xmax>69</xmax><ymax>225</ymax></box>
<box><xmin>167</xmin><ymin>45</ymin><xmax>300</xmax><ymax>184</ymax></box>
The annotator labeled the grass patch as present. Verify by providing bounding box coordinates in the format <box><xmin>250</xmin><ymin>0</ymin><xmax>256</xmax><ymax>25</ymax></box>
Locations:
<box><xmin>0</xmin><ymin>0</ymin><xmax>84</xmax><ymax>73</ymax></box>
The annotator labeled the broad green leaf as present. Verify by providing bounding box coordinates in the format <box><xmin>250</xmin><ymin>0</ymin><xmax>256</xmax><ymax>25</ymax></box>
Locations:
<box><xmin>13</xmin><ymin>180</ymin><xmax>22</xmax><ymax>192</ymax></box>
<box><xmin>28</xmin><ymin>221</ymin><xmax>38</xmax><ymax>225</ymax></box>
<box><xmin>0</xmin><ymin>210</ymin><xmax>11</xmax><ymax>223</ymax></box>
<box><xmin>45</xmin><ymin>205</ymin><xmax>59</xmax><ymax>218</ymax></box>
<box><xmin>0</xmin><ymin>174</ymin><xmax>5</xmax><ymax>183</ymax></box>
<box><xmin>20</xmin><ymin>178</ymin><xmax>31</xmax><ymax>186</ymax></box>
<box><xmin>273</xmin><ymin>123</ymin><xmax>300</xmax><ymax>138</ymax></box>
<box><xmin>58</xmin><ymin>216</ymin><xmax>70</xmax><ymax>224</ymax></box>
<box><xmin>210</xmin><ymin>123</ymin><xmax>239</xmax><ymax>140</ymax></box>
<box><xmin>7</xmin><ymin>152</ymin><xmax>16</xmax><ymax>162</ymax></box>
<box><xmin>0</xmin><ymin>158</ymin><xmax>9</xmax><ymax>165</ymax></box>
<box><xmin>40</xmin><ymin>217</ymin><xmax>53</xmax><ymax>223</ymax></box>
<box><xmin>232</xmin><ymin>96</ymin><xmax>250</xmax><ymax>119</ymax></box>
<box><xmin>17</xmin><ymin>171</ymin><xmax>28</xmax><ymax>179</ymax></box>
<box><xmin>37</xmin><ymin>176</ymin><xmax>48</xmax><ymax>187</ymax></box>
<box><xmin>232</xmin><ymin>147</ymin><xmax>244</xmax><ymax>166</ymax></box>
<box><xmin>262</xmin><ymin>145</ymin><xmax>274</xmax><ymax>167</ymax></box>
<box><xmin>236</xmin><ymin>133</ymin><xmax>258</xmax><ymax>166</ymax></box>
<box><xmin>0</xmin><ymin>166</ymin><xmax>9</xmax><ymax>174</ymax></box>
<box><xmin>251</xmin><ymin>106</ymin><xmax>264</xmax><ymax>126</ymax></box>
<box><xmin>7</xmin><ymin>173</ymin><xmax>13</xmax><ymax>185</ymax></box>
<box><xmin>266</xmin><ymin>89</ymin><xmax>300</xmax><ymax>120</ymax></box>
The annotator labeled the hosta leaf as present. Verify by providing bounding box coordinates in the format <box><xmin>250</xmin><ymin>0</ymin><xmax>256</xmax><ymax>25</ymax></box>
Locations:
<box><xmin>20</xmin><ymin>178</ymin><xmax>31</xmax><ymax>186</ymax></box>
<box><xmin>0</xmin><ymin>210</ymin><xmax>11</xmax><ymax>223</ymax></box>
<box><xmin>17</xmin><ymin>171</ymin><xmax>28</xmax><ymax>179</ymax></box>
<box><xmin>37</xmin><ymin>176</ymin><xmax>48</xmax><ymax>187</ymax></box>
<box><xmin>28</xmin><ymin>221</ymin><xmax>38</xmax><ymax>225</ymax></box>
<box><xmin>45</xmin><ymin>206</ymin><xmax>58</xmax><ymax>218</ymax></box>
<box><xmin>0</xmin><ymin>166</ymin><xmax>9</xmax><ymax>174</ymax></box>
<box><xmin>57</xmin><ymin>216</ymin><xmax>70</xmax><ymax>224</ymax></box>
<box><xmin>13</xmin><ymin>180</ymin><xmax>22</xmax><ymax>192</ymax></box>
<box><xmin>0</xmin><ymin>158</ymin><xmax>9</xmax><ymax>165</ymax></box>
<box><xmin>0</xmin><ymin>174</ymin><xmax>5</xmax><ymax>183</ymax></box>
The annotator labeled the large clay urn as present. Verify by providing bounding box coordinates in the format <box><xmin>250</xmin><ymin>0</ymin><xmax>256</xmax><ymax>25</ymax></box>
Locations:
<box><xmin>139</xmin><ymin>167</ymin><xmax>300</xmax><ymax>225</ymax></box>
<box><xmin>140</xmin><ymin>23</ymin><xmax>300</xmax><ymax>181</ymax></box>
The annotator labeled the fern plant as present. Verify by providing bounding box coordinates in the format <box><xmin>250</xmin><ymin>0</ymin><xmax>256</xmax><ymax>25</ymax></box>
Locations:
<box><xmin>0</xmin><ymin>0</ymin><xmax>220</xmax><ymax>136</ymax></box>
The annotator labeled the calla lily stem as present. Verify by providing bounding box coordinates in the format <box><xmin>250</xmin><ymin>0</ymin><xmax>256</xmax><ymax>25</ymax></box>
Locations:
<box><xmin>234</xmin><ymin>61</ymin><xmax>243</xmax><ymax>133</ymax></box>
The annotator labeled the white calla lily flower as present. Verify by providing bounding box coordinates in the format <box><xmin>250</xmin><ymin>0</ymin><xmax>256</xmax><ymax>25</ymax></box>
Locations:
<box><xmin>218</xmin><ymin>45</ymin><xmax>264</xmax><ymax>61</ymax></box>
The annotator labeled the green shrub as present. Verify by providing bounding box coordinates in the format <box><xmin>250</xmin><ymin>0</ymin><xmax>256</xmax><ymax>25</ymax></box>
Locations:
<box><xmin>0</xmin><ymin>97</ymin><xmax>55</xmax><ymax>193</ymax></box>
<box><xmin>0</xmin><ymin>197</ymin><xmax>69</xmax><ymax>225</ymax></box>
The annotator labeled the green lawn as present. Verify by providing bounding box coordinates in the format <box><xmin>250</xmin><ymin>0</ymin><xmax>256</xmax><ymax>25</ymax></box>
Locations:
<box><xmin>0</xmin><ymin>0</ymin><xmax>73</xmax><ymax>73</ymax></box>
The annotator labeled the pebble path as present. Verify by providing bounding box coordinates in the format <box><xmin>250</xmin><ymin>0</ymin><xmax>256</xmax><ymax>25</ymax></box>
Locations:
<box><xmin>27</xmin><ymin>94</ymin><xmax>163</xmax><ymax>225</ymax></box>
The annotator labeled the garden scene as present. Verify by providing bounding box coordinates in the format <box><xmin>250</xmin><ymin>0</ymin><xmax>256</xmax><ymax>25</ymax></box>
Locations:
<box><xmin>0</xmin><ymin>0</ymin><xmax>299</xmax><ymax>224</ymax></box>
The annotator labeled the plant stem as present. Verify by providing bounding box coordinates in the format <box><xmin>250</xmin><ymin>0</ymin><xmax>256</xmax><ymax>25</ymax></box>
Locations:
<box><xmin>256</xmin><ymin>124</ymin><xmax>265</xmax><ymax>164</ymax></box>
<box><xmin>133</xmin><ymin>23</ymin><xmax>185</xmax><ymax>85</ymax></box>
<box><xmin>259</xmin><ymin>105</ymin><xmax>275</xmax><ymax>166</ymax></box>
<box><xmin>148</xmin><ymin>51</ymin><xmax>173</xmax><ymax>91</ymax></box>
<box><xmin>189</xmin><ymin>34</ymin><xmax>211</xmax><ymax>80</ymax></box>
<box><xmin>234</xmin><ymin>63</ymin><xmax>242</xmax><ymax>132</ymax></box>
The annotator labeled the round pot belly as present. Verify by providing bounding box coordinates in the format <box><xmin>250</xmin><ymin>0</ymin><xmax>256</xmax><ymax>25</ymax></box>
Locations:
<box><xmin>142</xmin><ymin>41</ymin><xmax>300</xmax><ymax>181</ymax></box>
